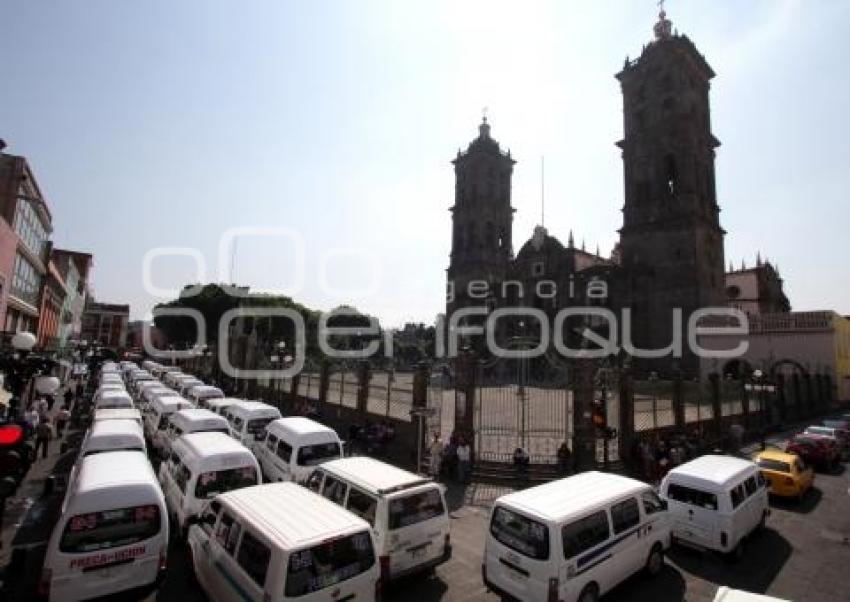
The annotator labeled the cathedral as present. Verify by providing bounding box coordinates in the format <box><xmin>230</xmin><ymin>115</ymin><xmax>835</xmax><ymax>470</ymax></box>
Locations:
<box><xmin>444</xmin><ymin>9</ymin><xmax>789</xmax><ymax>378</ymax></box>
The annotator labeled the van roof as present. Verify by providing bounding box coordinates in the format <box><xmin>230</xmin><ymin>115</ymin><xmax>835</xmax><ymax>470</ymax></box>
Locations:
<box><xmin>75</xmin><ymin>451</ymin><xmax>158</xmax><ymax>492</ymax></box>
<box><xmin>219</xmin><ymin>483</ymin><xmax>370</xmax><ymax>549</ymax></box>
<box><xmin>177</xmin><ymin>431</ymin><xmax>253</xmax><ymax>456</ymax></box>
<box><xmin>320</xmin><ymin>457</ymin><xmax>431</xmax><ymax>495</ymax></box>
<box><xmin>154</xmin><ymin>396</ymin><xmax>190</xmax><ymax>409</ymax></box>
<box><xmin>496</xmin><ymin>472</ymin><xmax>648</xmax><ymax>522</ymax></box>
<box><xmin>270</xmin><ymin>417</ymin><xmax>336</xmax><ymax>437</ymax></box>
<box><xmin>207</xmin><ymin>397</ymin><xmax>241</xmax><ymax>408</ymax></box>
<box><xmin>189</xmin><ymin>385</ymin><xmax>222</xmax><ymax>395</ymax></box>
<box><xmin>99</xmin><ymin>390</ymin><xmax>132</xmax><ymax>401</ymax></box>
<box><xmin>172</xmin><ymin>408</ymin><xmax>228</xmax><ymax>425</ymax></box>
<box><xmin>89</xmin><ymin>419</ymin><xmax>144</xmax><ymax>438</ymax></box>
<box><xmin>666</xmin><ymin>455</ymin><xmax>756</xmax><ymax>489</ymax></box>
<box><xmin>228</xmin><ymin>401</ymin><xmax>280</xmax><ymax>416</ymax></box>
<box><xmin>94</xmin><ymin>408</ymin><xmax>142</xmax><ymax>421</ymax></box>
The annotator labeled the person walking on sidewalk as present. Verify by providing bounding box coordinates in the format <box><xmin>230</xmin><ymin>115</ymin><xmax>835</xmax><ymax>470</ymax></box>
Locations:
<box><xmin>456</xmin><ymin>438</ymin><xmax>471</xmax><ymax>484</ymax></box>
<box><xmin>55</xmin><ymin>405</ymin><xmax>71</xmax><ymax>437</ymax></box>
<box><xmin>35</xmin><ymin>417</ymin><xmax>54</xmax><ymax>460</ymax></box>
<box><xmin>428</xmin><ymin>433</ymin><xmax>444</xmax><ymax>479</ymax></box>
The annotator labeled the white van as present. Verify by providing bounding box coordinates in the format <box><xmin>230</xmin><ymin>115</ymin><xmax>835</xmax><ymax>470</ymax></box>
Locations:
<box><xmin>129</xmin><ymin>371</ymin><xmax>156</xmax><ymax>396</ymax></box>
<box><xmin>483</xmin><ymin>471</ymin><xmax>671</xmax><ymax>602</ymax></box>
<box><xmin>139</xmin><ymin>385</ymin><xmax>177</xmax><ymax>414</ymax></box>
<box><xmin>40</xmin><ymin>451</ymin><xmax>168</xmax><ymax>601</ymax></box>
<box><xmin>80</xmin><ymin>419</ymin><xmax>146</xmax><ymax>457</ymax></box>
<box><xmin>93</xmin><ymin>408</ymin><xmax>143</xmax><ymax>427</ymax></box>
<box><xmin>164</xmin><ymin>371</ymin><xmax>194</xmax><ymax>389</ymax></box>
<box><xmin>255</xmin><ymin>417</ymin><xmax>342</xmax><ymax>483</ymax></box>
<box><xmin>94</xmin><ymin>390</ymin><xmax>134</xmax><ymax>411</ymax></box>
<box><xmin>163</xmin><ymin>408</ymin><xmax>230</xmax><ymax>455</ymax></box>
<box><xmin>177</xmin><ymin>379</ymin><xmax>204</xmax><ymax>398</ymax></box>
<box><xmin>307</xmin><ymin>457</ymin><xmax>450</xmax><ymax>581</ymax></box>
<box><xmin>206</xmin><ymin>397</ymin><xmax>242</xmax><ymax>418</ymax></box>
<box><xmin>224</xmin><ymin>401</ymin><xmax>281</xmax><ymax>447</ymax></box>
<box><xmin>187</xmin><ymin>483</ymin><xmax>380</xmax><ymax>602</ymax></box>
<box><xmin>187</xmin><ymin>385</ymin><xmax>225</xmax><ymax>408</ymax></box>
<box><xmin>661</xmin><ymin>455</ymin><xmax>769</xmax><ymax>559</ymax></box>
<box><xmin>159</xmin><ymin>432</ymin><xmax>260</xmax><ymax>534</ymax></box>
<box><xmin>145</xmin><ymin>396</ymin><xmax>192</xmax><ymax>455</ymax></box>
<box><xmin>135</xmin><ymin>379</ymin><xmax>170</xmax><ymax>404</ymax></box>
<box><xmin>93</xmin><ymin>383</ymin><xmax>127</xmax><ymax>403</ymax></box>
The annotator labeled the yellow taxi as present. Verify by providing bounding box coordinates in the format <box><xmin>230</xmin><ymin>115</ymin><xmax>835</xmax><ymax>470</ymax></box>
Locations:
<box><xmin>753</xmin><ymin>449</ymin><xmax>814</xmax><ymax>499</ymax></box>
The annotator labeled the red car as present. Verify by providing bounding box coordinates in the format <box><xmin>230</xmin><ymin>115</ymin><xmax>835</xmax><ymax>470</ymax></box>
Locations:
<box><xmin>786</xmin><ymin>434</ymin><xmax>840</xmax><ymax>470</ymax></box>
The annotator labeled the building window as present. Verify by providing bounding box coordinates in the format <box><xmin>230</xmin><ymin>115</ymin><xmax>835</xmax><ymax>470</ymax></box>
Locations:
<box><xmin>10</xmin><ymin>252</ymin><xmax>42</xmax><ymax>307</ymax></box>
<box><xmin>13</xmin><ymin>196</ymin><xmax>49</xmax><ymax>260</ymax></box>
<box><xmin>531</xmin><ymin>261</ymin><xmax>544</xmax><ymax>276</ymax></box>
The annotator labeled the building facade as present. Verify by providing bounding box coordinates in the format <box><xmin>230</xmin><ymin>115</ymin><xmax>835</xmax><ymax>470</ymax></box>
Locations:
<box><xmin>0</xmin><ymin>148</ymin><xmax>54</xmax><ymax>335</ymax></box>
<box><xmin>445</xmin><ymin>10</ymin><xmax>739</xmax><ymax>377</ymax></box>
<box><xmin>725</xmin><ymin>256</ymin><xmax>790</xmax><ymax>315</ymax></box>
<box><xmin>52</xmin><ymin>249</ymin><xmax>93</xmax><ymax>347</ymax></box>
<box><xmin>81</xmin><ymin>301</ymin><xmax>130</xmax><ymax>350</ymax></box>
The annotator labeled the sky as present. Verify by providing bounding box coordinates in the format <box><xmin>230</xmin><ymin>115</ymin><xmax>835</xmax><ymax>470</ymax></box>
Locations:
<box><xmin>1</xmin><ymin>0</ymin><xmax>848</xmax><ymax>327</ymax></box>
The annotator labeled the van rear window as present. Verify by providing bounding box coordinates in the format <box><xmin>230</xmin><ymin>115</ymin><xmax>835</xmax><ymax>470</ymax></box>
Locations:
<box><xmin>285</xmin><ymin>531</ymin><xmax>375</xmax><ymax>597</ymax></box>
<box><xmin>60</xmin><ymin>505</ymin><xmax>161</xmax><ymax>553</ymax></box>
<box><xmin>247</xmin><ymin>417</ymin><xmax>275</xmax><ymax>436</ymax></box>
<box><xmin>195</xmin><ymin>466</ymin><xmax>258</xmax><ymax>498</ymax></box>
<box><xmin>666</xmin><ymin>483</ymin><xmax>718</xmax><ymax>510</ymax></box>
<box><xmin>388</xmin><ymin>488</ymin><xmax>445</xmax><ymax>530</ymax></box>
<box><xmin>489</xmin><ymin>506</ymin><xmax>550</xmax><ymax>560</ymax></box>
<box><xmin>297</xmin><ymin>443</ymin><xmax>341</xmax><ymax>466</ymax></box>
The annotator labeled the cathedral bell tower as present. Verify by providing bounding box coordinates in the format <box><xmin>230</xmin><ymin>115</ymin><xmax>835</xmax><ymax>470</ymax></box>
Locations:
<box><xmin>446</xmin><ymin>117</ymin><xmax>516</xmax><ymax>322</ymax></box>
<box><xmin>616</xmin><ymin>7</ymin><xmax>726</xmax><ymax>376</ymax></box>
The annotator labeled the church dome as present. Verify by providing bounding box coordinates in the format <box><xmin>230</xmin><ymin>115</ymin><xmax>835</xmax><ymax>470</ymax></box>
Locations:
<box><xmin>516</xmin><ymin>226</ymin><xmax>566</xmax><ymax>261</ymax></box>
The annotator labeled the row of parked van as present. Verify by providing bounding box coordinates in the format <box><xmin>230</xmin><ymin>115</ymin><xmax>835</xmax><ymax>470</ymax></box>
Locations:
<box><xmin>42</xmin><ymin>360</ymin><xmax>458</xmax><ymax>601</ymax></box>
<box><xmin>42</xmin><ymin>359</ymin><xmax>781</xmax><ymax>602</ymax></box>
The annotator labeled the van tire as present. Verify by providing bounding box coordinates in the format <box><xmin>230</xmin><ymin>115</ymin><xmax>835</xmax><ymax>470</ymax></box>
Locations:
<box><xmin>645</xmin><ymin>544</ymin><xmax>664</xmax><ymax>576</ymax></box>
<box><xmin>578</xmin><ymin>583</ymin><xmax>599</xmax><ymax>602</ymax></box>
<box><xmin>726</xmin><ymin>538</ymin><xmax>745</xmax><ymax>563</ymax></box>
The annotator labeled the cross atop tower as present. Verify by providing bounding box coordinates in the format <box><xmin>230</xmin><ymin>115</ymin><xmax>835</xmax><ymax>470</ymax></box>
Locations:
<box><xmin>654</xmin><ymin>0</ymin><xmax>672</xmax><ymax>40</ymax></box>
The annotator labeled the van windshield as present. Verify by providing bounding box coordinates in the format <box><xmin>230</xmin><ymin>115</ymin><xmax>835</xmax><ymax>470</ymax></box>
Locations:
<box><xmin>297</xmin><ymin>442</ymin><xmax>341</xmax><ymax>466</ymax></box>
<box><xmin>246</xmin><ymin>417</ymin><xmax>275</xmax><ymax>436</ymax></box>
<box><xmin>388</xmin><ymin>488</ymin><xmax>445</xmax><ymax>530</ymax></box>
<box><xmin>285</xmin><ymin>530</ymin><xmax>375</xmax><ymax>597</ymax></box>
<box><xmin>194</xmin><ymin>466</ymin><xmax>257</xmax><ymax>499</ymax></box>
<box><xmin>757</xmin><ymin>458</ymin><xmax>791</xmax><ymax>473</ymax></box>
<box><xmin>60</xmin><ymin>505</ymin><xmax>161</xmax><ymax>553</ymax></box>
<box><xmin>489</xmin><ymin>506</ymin><xmax>550</xmax><ymax>560</ymax></box>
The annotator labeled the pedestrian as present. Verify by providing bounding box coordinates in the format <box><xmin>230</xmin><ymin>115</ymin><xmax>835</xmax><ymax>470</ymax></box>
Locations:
<box><xmin>46</xmin><ymin>393</ymin><xmax>56</xmax><ymax>412</ymax></box>
<box><xmin>513</xmin><ymin>447</ymin><xmax>530</xmax><ymax>478</ymax></box>
<box><xmin>24</xmin><ymin>405</ymin><xmax>40</xmax><ymax>437</ymax></box>
<box><xmin>428</xmin><ymin>433</ymin><xmax>444</xmax><ymax>478</ymax></box>
<box><xmin>35</xmin><ymin>417</ymin><xmax>53</xmax><ymax>460</ymax></box>
<box><xmin>63</xmin><ymin>387</ymin><xmax>74</xmax><ymax>408</ymax></box>
<box><xmin>75</xmin><ymin>380</ymin><xmax>84</xmax><ymax>399</ymax></box>
<box><xmin>456</xmin><ymin>438</ymin><xmax>471</xmax><ymax>484</ymax></box>
<box><xmin>557</xmin><ymin>441</ymin><xmax>572</xmax><ymax>475</ymax></box>
<box><xmin>55</xmin><ymin>404</ymin><xmax>71</xmax><ymax>437</ymax></box>
<box><xmin>442</xmin><ymin>439</ymin><xmax>458</xmax><ymax>480</ymax></box>
<box><xmin>35</xmin><ymin>396</ymin><xmax>49</xmax><ymax>417</ymax></box>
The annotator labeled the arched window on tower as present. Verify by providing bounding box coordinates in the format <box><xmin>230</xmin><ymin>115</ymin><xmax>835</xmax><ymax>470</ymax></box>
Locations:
<box><xmin>663</xmin><ymin>154</ymin><xmax>678</xmax><ymax>196</ymax></box>
<box><xmin>486</xmin><ymin>222</ymin><xmax>494</xmax><ymax>249</ymax></box>
<box><xmin>498</xmin><ymin>228</ymin><xmax>507</xmax><ymax>251</ymax></box>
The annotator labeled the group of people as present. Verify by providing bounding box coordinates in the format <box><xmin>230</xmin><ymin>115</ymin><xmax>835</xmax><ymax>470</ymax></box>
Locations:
<box><xmin>633</xmin><ymin>432</ymin><xmax>703</xmax><ymax>484</ymax></box>
<box><xmin>20</xmin><ymin>378</ymin><xmax>81</xmax><ymax>460</ymax></box>
<box><xmin>348</xmin><ymin>419</ymin><xmax>396</xmax><ymax>457</ymax></box>
<box><xmin>428</xmin><ymin>433</ymin><xmax>472</xmax><ymax>484</ymax></box>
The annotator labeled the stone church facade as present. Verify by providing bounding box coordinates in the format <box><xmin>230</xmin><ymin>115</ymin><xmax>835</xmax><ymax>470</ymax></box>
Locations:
<box><xmin>445</xmin><ymin>10</ymin><xmax>784</xmax><ymax>378</ymax></box>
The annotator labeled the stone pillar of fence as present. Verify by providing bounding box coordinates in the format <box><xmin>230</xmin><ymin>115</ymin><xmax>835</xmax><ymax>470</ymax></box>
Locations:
<box><xmin>673</xmin><ymin>371</ymin><xmax>685</xmax><ymax>431</ymax></box>
<box><xmin>289</xmin><ymin>373</ymin><xmax>301</xmax><ymax>405</ymax></box>
<box><xmin>803</xmin><ymin>374</ymin><xmax>814</xmax><ymax>417</ymax></box>
<box><xmin>709</xmin><ymin>373</ymin><xmax>722</xmax><ymax>439</ymax></box>
<box><xmin>573</xmin><ymin>359</ymin><xmax>597</xmax><ymax>472</ymax></box>
<box><xmin>412</xmin><ymin>362</ymin><xmax>428</xmax><ymax>409</ymax></box>
<box><xmin>454</xmin><ymin>352</ymin><xmax>476</xmax><ymax>461</ymax></box>
<box><xmin>740</xmin><ymin>379</ymin><xmax>750</xmax><ymax>428</ymax></box>
<box><xmin>618</xmin><ymin>368</ymin><xmax>635</xmax><ymax>470</ymax></box>
<box><xmin>356</xmin><ymin>361</ymin><xmax>371</xmax><ymax>414</ymax></box>
<box><xmin>319</xmin><ymin>362</ymin><xmax>330</xmax><ymax>405</ymax></box>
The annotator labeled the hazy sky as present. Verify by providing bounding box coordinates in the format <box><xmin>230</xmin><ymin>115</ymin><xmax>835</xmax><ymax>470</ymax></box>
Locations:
<box><xmin>2</xmin><ymin>0</ymin><xmax>848</xmax><ymax>326</ymax></box>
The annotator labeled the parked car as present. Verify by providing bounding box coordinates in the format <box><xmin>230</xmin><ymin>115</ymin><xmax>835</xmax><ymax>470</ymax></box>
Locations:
<box><xmin>786</xmin><ymin>435</ymin><xmax>840</xmax><ymax>471</ymax></box>
<box><xmin>753</xmin><ymin>449</ymin><xmax>814</xmax><ymax>500</ymax></box>
<box><xmin>804</xmin><ymin>425</ymin><xmax>850</xmax><ymax>458</ymax></box>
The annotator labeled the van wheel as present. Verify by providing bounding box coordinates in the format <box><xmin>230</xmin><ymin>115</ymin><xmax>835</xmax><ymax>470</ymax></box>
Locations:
<box><xmin>726</xmin><ymin>538</ymin><xmax>745</xmax><ymax>563</ymax></box>
<box><xmin>578</xmin><ymin>583</ymin><xmax>599</xmax><ymax>602</ymax></box>
<box><xmin>645</xmin><ymin>544</ymin><xmax>664</xmax><ymax>576</ymax></box>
